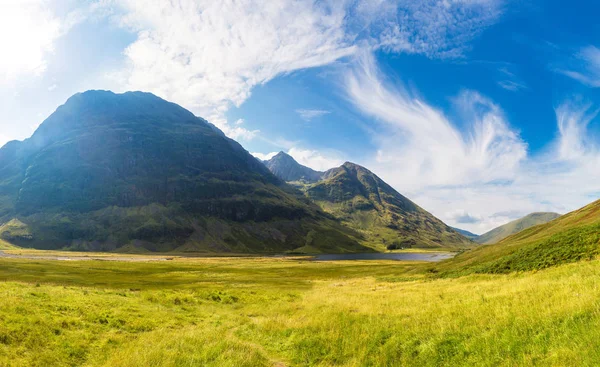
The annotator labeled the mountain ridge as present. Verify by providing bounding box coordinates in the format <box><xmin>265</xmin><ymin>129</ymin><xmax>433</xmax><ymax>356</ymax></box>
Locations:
<box><xmin>437</xmin><ymin>202</ymin><xmax>600</xmax><ymax>275</ymax></box>
<box><xmin>0</xmin><ymin>90</ymin><xmax>367</xmax><ymax>253</ymax></box>
<box><xmin>476</xmin><ymin>212</ymin><xmax>561</xmax><ymax>244</ymax></box>
<box><xmin>264</xmin><ymin>154</ymin><xmax>473</xmax><ymax>250</ymax></box>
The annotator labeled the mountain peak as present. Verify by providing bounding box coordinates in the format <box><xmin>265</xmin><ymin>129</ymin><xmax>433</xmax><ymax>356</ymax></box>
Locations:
<box><xmin>264</xmin><ymin>152</ymin><xmax>324</xmax><ymax>183</ymax></box>
<box><xmin>270</xmin><ymin>151</ymin><xmax>295</xmax><ymax>162</ymax></box>
<box><xmin>0</xmin><ymin>91</ymin><xmax>364</xmax><ymax>253</ymax></box>
<box><xmin>306</xmin><ymin>160</ymin><xmax>473</xmax><ymax>250</ymax></box>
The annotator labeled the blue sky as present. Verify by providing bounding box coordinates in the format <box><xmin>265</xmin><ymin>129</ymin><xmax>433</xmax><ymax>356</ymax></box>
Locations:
<box><xmin>2</xmin><ymin>0</ymin><xmax>600</xmax><ymax>233</ymax></box>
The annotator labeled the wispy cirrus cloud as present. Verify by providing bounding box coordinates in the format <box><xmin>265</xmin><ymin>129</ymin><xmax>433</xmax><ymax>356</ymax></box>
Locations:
<box><xmin>343</xmin><ymin>51</ymin><xmax>600</xmax><ymax>233</ymax></box>
<box><xmin>105</xmin><ymin>0</ymin><xmax>355</xmax><ymax>140</ymax></box>
<box><xmin>345</xmin><ymin>51</ymin><xmax>527</xmax><ymax>190</ymax></box>
<box><xmin>95</xmin><ymin>0</ymin><xmax>504</xmax><ymax>140</ymax></box>
<box><xmin>367</xmin><ymin>0</ymin><xmax>504</xmax><ymax>58</ymax></box>
<box><xmin>497</xmin><ymin>66</ymin><xmax>527</xmax><ymax>91</ymax></box>
<box><xmin>557</xmin><ymin>45</ymin><xmax>600</xmax><ymax>87</ymax></box>
<box><xmin>295</xmin><ymin>109</ymin><xmax>331</xmax><ymax>121</ymax></box>
<box><xmin>498</xmin><ymin>80</ymin><xmax>527</xmax><ymax>91</ymax></box>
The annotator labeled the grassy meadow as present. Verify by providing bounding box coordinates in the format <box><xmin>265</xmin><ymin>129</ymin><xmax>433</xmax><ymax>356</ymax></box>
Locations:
<box><xmin>2</xmin><ymin>254</ymin><xmax>600</xmax><ymax>366</ymax></box>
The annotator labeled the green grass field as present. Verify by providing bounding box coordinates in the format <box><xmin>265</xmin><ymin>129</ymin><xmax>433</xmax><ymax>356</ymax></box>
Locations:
<box><xmin>2</xmin><ymin>254</ymin><xmax>600</xmax><ymax>366</ymax></box>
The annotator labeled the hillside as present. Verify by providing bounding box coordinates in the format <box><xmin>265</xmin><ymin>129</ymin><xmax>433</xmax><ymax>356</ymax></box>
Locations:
<box><xmin>304</xmin><ymin>162</ymin><xmax>473</xmax><ymax>250</ymax></box>
<box><xmin>451</xmin><ymin>227</ymin><xmax>479</xmax><ymax>240</ymax></box>
<box><xmin>436</xmin><ymin>200</ymin><xmax>600</xmax><ymax>275</ymax></box>
<box><xmin>264</xmin><ymin>151</ymin><xmax>324</xmax><ymax>183</ymax></box>
<box><xmin>0</xmin><ymin>90</ymin><xmax>367</xmax><ymax>253</ymax></box>
<box><xmin>476</xmin><ymin>212</ymin><xmax>561</xmax><ymax>244</ymax></box>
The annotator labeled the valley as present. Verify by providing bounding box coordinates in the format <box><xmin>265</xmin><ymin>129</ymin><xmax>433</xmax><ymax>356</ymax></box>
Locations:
<box><xmin>3</xmin><ymin>1</ymin><xmax>600</xmax><ymax>365</ymax></box>
<box><xmin>3</xmin><ymin>252</ymin><xmax>600</xmax><ymax>366</ymax></box>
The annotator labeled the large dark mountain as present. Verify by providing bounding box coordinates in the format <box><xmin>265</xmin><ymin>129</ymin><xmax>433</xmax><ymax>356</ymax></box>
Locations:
<box><xmin>264</xmin><ymin>152</ymin><xmax>323</xmax><ymax>183</ymax></box>
<box><xmin>265</xmin><ymin>152</ymin><xmax>473</xmax><ymax>250</ymax></box>
<box><xmin>0</xmin><ymin>91</ymin><xmax>366</xmax><ymax>253</ymax></box>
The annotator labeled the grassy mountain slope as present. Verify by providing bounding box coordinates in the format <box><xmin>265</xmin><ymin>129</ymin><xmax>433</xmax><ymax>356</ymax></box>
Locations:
<box><xmin>451</xmin><ymin>227</ymin><xmax>479</xmax><ymax>240</ymax></box>
<box><xmin>0</xmin><ymin>91</ymin><xmax>367</xmax><ymax>253</ymax></box>
<box><xmin>264</xmin><ymin>152</ymin><xmax>324</xmax><ymax>183</ymax></box>
<box><xmin>304</xmin><ymin>162</ymin><xmax>473</xmax><ymax>250</ymax></box>
<box><xmin>476</xmin><ymin>212</ymin><xmax>561</xmax><ymax>244</ymax></box>
<box><xmin>437</xmin><ymin>200</ymin><xmax>600</xmax><ymax>275</ymax></box>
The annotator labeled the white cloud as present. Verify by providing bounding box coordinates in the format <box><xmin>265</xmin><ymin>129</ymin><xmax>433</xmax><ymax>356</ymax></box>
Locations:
<box><xmin>96</xmin><ymin>0</ymin><xmax>503</xmax><ymax>140</ymax></box>
<box><xmin>558</xmin><ymin>46</ymin><xmax>600</xmax><ymax>87</ymax></box>
<box><xmin>447</xmin><ymin>210</ymin><xmax>483</xmax><ymax>224</ymax></box>
<box><xmin>345</xmin><ymin>51</ymin><xmax>527</xmax><ymax>190</ymax></box>
<box><xmin>0</xmin><ymin>0</ymin><xmax>62</xmax><ymax>82</ymax></box>
<box><xmin>251</xmin><ymin>151</ymin><xmax>278</xmax><ymax>161</ymax></box>
<box><xmin>226</xmin><ymin>126</ymin><xmax>260</xmax><ymax>141</ymax></box>
<box><xmin>342</xmin><ymin>51</ymin><xmax>600</xmax><ymax>233</ymax></box>
<box><xmin>287</xmin><ymin>147</ymin><xmax>343</xmax><ymax>171</ymax></box>
<box><xmin>222</xmin><ymin>118</ymin><xmax>259</xmax><ymax>141</ymax></box>
<box><xmin>497</xmin><ymin>66</ymin><xmax>527</xmax><ymax>91</ymax></box>
<box><xmin>554</xmin><ymin>101</ymin><xmax>598</xmax><ymax>160</ymax></box>
<box><xmin>498</xmin><ymin>80</ymin><xmax>526</xmax><ymax>91</ymax></box>
<box><xmin>295</xmin><ymin>109</ymin><xmax>331</xmax><ymax>121</ymax></box>
<box><xmin>106</xmin><ymin>0</ymin><xmax>356</xmax><ymax>139</ymax></box>
<box><xmin>371</xmin><ymin>0</ymin><xmax>503</xmax><ymax>58</ymax></box>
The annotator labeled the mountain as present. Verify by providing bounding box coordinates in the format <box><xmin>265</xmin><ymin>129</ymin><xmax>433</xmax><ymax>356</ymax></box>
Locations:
<box><xmin>437</xmin><ymin>201</ymin><xmax>600</xmax><ymax>275</ymax></box>
<box><xmin>451</xmin><ymin>227</ymin><xmax>479</xmax><ymax>240</ymax></box>
<box><xmin>264</xmin><ymin>152</ymin><xmax>323</xmax><ymax>183</ymax></box>
<box><xmin>475</xmin><ymin>212</ymin><xmax>561</xmax><ymax>244</ymax></box>
<box><xmin>0</xmin><ymin>90</ymin><xmax>368</xmax><ymax>253</ymax></box>
<box><xmin>303</xmin><ymin>162</ymin><xmax>473</xmax><ymax>250</ymax></box>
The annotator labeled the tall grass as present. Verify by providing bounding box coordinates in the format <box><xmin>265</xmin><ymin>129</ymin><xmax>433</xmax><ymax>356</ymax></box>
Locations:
<box><xmin>2</xmin><ymin>256</ymin><xmax>600</xmax><ymax>366</ymax></box>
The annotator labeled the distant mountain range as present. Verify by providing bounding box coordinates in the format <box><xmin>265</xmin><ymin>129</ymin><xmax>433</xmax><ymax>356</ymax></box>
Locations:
<box><xmin>438</xmin><ymin>203</ymin><xmax>595</xmax><ymax>275</ymax></box>
<box><xmin>264</xmin><ymin>152</ymin><xmax>473</xmax><ymax>250</ymax></box>
<box><xmin>451</xmin><ymin>227</ymin><xmax>479</xmax><ymax>240</ymax></box>
<box><xmin>0</xmin><ymin>91</ymin><xmax>367</xmax><ymax>253</ymax></box>
<box><xmin>475</xmin><ymin>212</ymin><xmax>561</xmax><ymax>244</ymax></box>
<box><xmin>0</xmin><ymin>91</ymin><xmax>479</xmax><ymax>253</ymax></box>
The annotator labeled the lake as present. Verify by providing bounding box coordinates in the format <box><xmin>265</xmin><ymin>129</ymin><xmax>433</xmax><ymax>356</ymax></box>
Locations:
<box><xmin>312</xmin><ymin>252</ymin><xmax>454</xmax><ymax>262</ymax></box>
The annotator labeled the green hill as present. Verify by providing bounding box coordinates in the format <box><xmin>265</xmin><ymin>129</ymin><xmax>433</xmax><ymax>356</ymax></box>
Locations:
<box><xmin>304</xmin><ymin>162</ymin><xmax>474</xmax><ymax>250</ymax></box>
<box><xmin>437</xmin><ymin>201</ymin><xmax>600</xmax><ymax>275</ymax></box>
<box><xmin>476</xmin><ymin>212</ymin><xmax>561</xmax><ymax>244</ymax></box>
<box><xmin>0</xmin><ymin>90</ymin><xmax>367</xmax><ymax>254</ymax></box>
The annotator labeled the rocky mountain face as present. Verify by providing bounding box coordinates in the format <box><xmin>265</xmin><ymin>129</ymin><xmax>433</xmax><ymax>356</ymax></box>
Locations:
<box><xmin>0</xmin><ymin>91</ymin><xmax>366</xmax><ymax>253</ymax></box>
<box><xmin>305</xmin><ymin>162</ymin><xmax>473</xmax><ymax>249</ymax></box>
<box><xmin>264</xmin><ymin>152</ymin><xmax>473</xmax><ymax>250</ymax></box>
<box><xmin>264</xmin><ymin>152</ymin><xmax>324</xmax><ymax>183</ymax></box>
